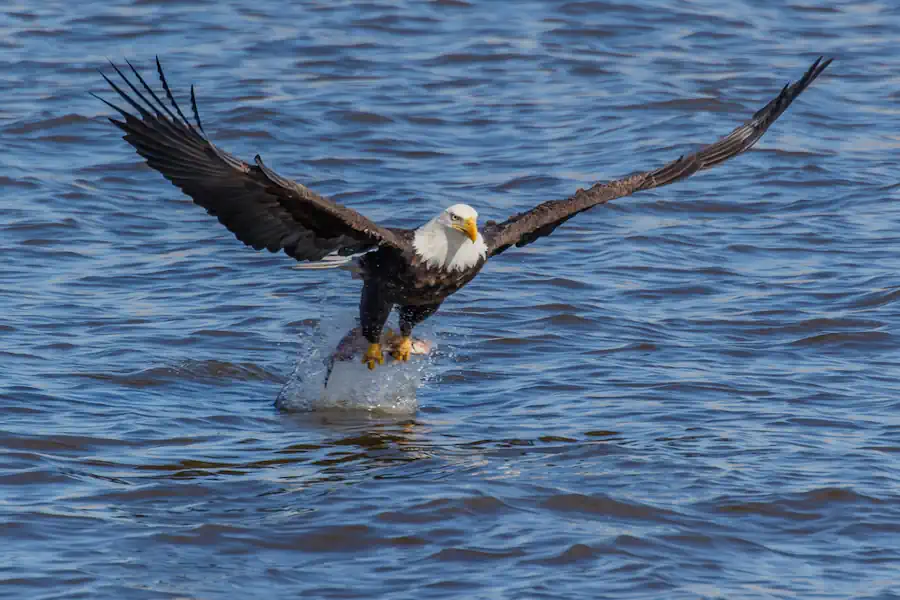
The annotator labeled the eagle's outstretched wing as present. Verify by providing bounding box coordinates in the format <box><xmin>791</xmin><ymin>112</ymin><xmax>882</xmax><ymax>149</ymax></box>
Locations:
<box><xmin>95</xmin><ymin>59</ymin><xmax>407</xmax><ymax>262</ymax></box>
<box><xmin>482</xmin><ymin>57</ymin><xmax>832</xmax><ymax>257</ymax></box>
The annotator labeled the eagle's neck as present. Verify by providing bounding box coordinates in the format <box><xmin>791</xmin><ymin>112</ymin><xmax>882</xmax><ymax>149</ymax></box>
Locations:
<box><xmin>413</xmin><ymin>218</ymin><xmax>487</xmax><ymax>272</ymax></box>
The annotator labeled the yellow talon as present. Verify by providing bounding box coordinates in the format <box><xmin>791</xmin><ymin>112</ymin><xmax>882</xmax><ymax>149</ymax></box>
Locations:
<box><xmin>362</xmin><ymin>343</ymin><xmax>384</xmax><ymax>370</ymax></box>
<box><xmin>391</xmin><ymin>336</ymin><xmax>413</xmax><ymax>362</ymax></box>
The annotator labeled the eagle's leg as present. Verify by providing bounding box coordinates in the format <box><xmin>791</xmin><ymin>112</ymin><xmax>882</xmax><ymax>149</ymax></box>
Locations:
<box><xmin>360</xmin><ymin>283</ymin><xmax>391</xmax><ymax>370</ymax></box>
<box><xmin>396</xmin><ymin>303</ymin><xmax>442</xmax><ymax>362</ymax></box>
<box><xmin>391</xmin><ymin>334</ymin><xmax>413</xmax><ymax>362</ymax></box>
<box><xmin>362</xmin><ymin>343</ymin><xmax>384</xmax><ymax>370</ymax></box>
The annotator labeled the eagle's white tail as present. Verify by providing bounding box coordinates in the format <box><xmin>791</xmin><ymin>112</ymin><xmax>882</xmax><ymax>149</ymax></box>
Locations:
<box><xmin>292</xmin><ymin>254</ymin><xmax>358</xmax><ymax>272</ymax></box>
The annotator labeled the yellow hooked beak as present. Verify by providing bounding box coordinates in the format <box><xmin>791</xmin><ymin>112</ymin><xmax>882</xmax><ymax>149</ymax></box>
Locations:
<box><xmin>454</xmin><ymin>217</ymin><xmax>478</xmax><ymax>243</ymax></box>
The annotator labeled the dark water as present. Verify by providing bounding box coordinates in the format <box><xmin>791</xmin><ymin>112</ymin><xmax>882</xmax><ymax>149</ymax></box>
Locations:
<box><xmin>3</xmin><ymin>0</ymin><xmax>900</xmax><ymax>597</ymax></box>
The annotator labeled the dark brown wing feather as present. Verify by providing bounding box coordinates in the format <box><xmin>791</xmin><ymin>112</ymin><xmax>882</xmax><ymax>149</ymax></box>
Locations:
<box><xmin>95</xmin><ymin>58</ymin><xmax>407</xmax><ymax>262</ymax></box>
<box><xmin>483</xmin><ymin>57</ymin><xmax>832</xmax><ymax>257</ymax></box>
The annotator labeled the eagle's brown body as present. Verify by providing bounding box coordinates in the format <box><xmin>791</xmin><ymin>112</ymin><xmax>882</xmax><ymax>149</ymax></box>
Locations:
<box><xmin>357</xmin><ymin>239</ymin><xmax>487</xmax><ymax>343</ymax></box>
<box><xmin>358</xmin><ymin>235</ymin><xmax>486</xmax><ymax>307</ymax></box>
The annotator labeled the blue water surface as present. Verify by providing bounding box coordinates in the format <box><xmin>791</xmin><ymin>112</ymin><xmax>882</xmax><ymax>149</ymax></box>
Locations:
<box><xmin>2</xmin><ymin>1</ymin><xmax>899</xmax><ymax>598</ymax></box>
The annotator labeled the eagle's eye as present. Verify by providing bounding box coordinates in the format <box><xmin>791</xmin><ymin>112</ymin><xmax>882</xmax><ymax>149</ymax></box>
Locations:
<box><xmin>450</xmin><ymin>214</ymin><xmax>461</xmax><ymax>222</ymax></box>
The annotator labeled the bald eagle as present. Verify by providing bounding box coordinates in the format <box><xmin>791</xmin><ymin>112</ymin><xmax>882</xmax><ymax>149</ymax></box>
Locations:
<box><xmin>96</xmin><ymin>57</ymin><xmax>831</xmax><ymax>369</ymax></box>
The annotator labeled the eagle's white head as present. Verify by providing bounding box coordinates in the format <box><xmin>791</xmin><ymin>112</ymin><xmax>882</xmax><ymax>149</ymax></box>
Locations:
<box><xmin>413</xmin><ymin>203</ymin><xmax>487</xmax><ymax>271</ymax></box>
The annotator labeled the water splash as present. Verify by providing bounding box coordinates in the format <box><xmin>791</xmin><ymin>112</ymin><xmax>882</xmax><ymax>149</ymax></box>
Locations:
<box><xmin>275</xmin><ymin>312</ymin><xmax>438</xmax><ymax>414</ymax></box>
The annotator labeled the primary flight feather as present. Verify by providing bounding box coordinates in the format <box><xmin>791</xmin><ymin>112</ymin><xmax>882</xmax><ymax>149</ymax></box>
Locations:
<box><xmin>96</xmin><ymin>56</ymin><xmax>832</xmax><ymax>369</ymax></box>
